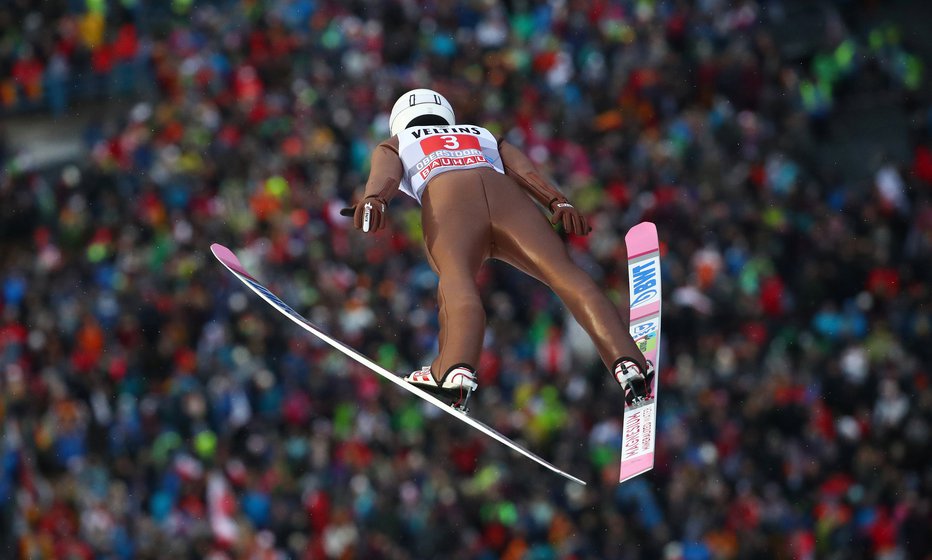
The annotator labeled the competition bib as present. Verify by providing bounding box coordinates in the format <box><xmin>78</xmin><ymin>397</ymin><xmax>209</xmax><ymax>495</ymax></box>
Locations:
<box><xmin>396</xmin><ymin>125</ymin><xmax>505</xmax><ymax>203</ymax></box>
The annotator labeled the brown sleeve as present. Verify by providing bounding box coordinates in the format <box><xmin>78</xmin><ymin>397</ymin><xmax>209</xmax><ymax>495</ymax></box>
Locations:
<box><xmin>498</xmin><ymin>140</ymin><xmax>568</xmax><ymax>211</ymax></box>
<box><xmin>361</xmin><ymin>137</ymin><xmax>403</xmax><ymax>202</ymax></box>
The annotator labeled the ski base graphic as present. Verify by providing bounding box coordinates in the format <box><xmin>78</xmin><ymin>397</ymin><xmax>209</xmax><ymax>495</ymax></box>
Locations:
<box><xmin>211</xmin><ymin>244</ymin><xmax>586</xmax><ymax>486</ymax></box>
<box><xmin>620</xmin><ymin>222</ymin><xmax>662</xmax><ymax>483</ymax></box>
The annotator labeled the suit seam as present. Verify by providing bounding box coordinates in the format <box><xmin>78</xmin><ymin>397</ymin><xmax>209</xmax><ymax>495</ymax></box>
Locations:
<box><xmin>478</xmin><ymin>171</ymin><xmax>495</xmax><ymax>253</ymax></box>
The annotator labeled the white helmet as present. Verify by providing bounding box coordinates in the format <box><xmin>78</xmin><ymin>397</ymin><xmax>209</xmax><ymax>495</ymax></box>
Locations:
<box><xmin>389</xmin><ymin>88</ymin><xmax>455</xmax><ymax>137</ymax></box>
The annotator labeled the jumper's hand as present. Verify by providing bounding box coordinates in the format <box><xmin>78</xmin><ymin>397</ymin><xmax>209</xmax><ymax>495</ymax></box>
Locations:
<box><xmin>342</xmin><ymin>195</ymin><xmax>388</xmax><ymax>233</ymax></box>
<box><xmin>549</xmin><ymin>200</ymin><xmax>591</xmax><ymax>235</ymax></box>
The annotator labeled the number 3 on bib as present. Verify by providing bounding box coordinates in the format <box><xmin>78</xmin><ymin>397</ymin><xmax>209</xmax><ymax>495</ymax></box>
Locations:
<box><xmin>420</xmin><ymin>134</ymin><xmax>478</xmax><ymax>153</ymax></box>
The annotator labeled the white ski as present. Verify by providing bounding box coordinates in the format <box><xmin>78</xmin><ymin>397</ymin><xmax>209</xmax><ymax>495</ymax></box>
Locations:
<box><xmin>619</xmin><ymin>222</ymin><xmax>662</xmax><ymax>483</ymax></box>
<box><xmin>211</xmin><ymin>244</ymin><xmax>586</xmax><ymax>486</ymax></box>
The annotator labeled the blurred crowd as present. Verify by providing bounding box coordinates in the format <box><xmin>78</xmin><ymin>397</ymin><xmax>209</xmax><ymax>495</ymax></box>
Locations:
<box><xmin>2</xmin><ymin>0</ymin><xmax>932</xmax><ymax>559</ymax></box>
<box><xmin>1</xmin><ymin>0</ymin><xmax>152</xmax><ymax>116</ymax></box>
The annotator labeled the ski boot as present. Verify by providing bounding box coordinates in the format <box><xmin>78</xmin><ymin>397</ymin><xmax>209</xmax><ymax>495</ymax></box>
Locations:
<box><xmin>613</xmin><ymin>358</ymin><xmax>655</xmax><ymax>405</ymax></box>
<box><xmin>403</xmin><ymin>364</ymin><xmax>478</xmax><ymax>413</ymax></box>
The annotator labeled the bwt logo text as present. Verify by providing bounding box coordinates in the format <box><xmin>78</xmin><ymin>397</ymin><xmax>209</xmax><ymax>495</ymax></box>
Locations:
<box><xmin>631</xmin><ymin>258</ymin><xmax>659</xmax><ymax>306</ymax></box>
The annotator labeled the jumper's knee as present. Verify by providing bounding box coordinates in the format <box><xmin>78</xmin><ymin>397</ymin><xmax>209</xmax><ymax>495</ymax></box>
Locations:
<box><xmin>551</xmin><ymin>267</ymin><xmax>602</xmax><ymax>306</ymax></box>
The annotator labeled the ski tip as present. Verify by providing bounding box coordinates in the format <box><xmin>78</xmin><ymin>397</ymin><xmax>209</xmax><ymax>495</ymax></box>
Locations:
<box><xmin>625</xmin><ymin>221</ymin><xmax>656</xmax><ymax>239</ymax></box>
<box><xmin>625</xmin><ymin>222</ymin><xmax>659</xmax><ymax>255</ymax></box>
<box><xmin>210</xmin><ymin>244</ymin><xmax>251</xmax><ymax>277</ymax></box>
<box><xmin>210</xmin><ymin>243</ymin><xmax>231</xmax><ymax>260</ymax></box>
<box><xmin>210</xmin><ymin>243</ymin><xmax>239</xmax><ymax>266</ymax></box>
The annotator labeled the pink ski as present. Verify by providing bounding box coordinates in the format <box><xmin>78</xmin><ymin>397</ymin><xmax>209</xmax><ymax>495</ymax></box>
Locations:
<box><xmin>619</xmin><ymin>222</ymin><xmax>662</xmax><ymax>483</ymax></box>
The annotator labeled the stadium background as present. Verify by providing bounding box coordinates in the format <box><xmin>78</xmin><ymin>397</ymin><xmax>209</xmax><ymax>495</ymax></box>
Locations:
<box><xmin>2</xmin><ymin>0</ymin><xmax>931</xmax><ymax>558</ymax></box>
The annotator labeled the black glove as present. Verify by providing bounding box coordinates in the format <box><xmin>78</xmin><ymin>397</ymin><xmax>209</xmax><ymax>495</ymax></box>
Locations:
<box><xmin>341</xmin><ymin>195</ymin><xmax>388</xmax><ymax>233</ymax></box>
<box><xmin>549</xmin><ymin>199</ymin><xmax>591</xmax><ymax>235</ymax></box>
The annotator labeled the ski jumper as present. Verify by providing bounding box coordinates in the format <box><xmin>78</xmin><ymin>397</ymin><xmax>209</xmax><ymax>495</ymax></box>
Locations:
<box><xmin>355</xmin><ymin>125</ymin><xmax>648</xmax><ymax>381</ymax></box>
